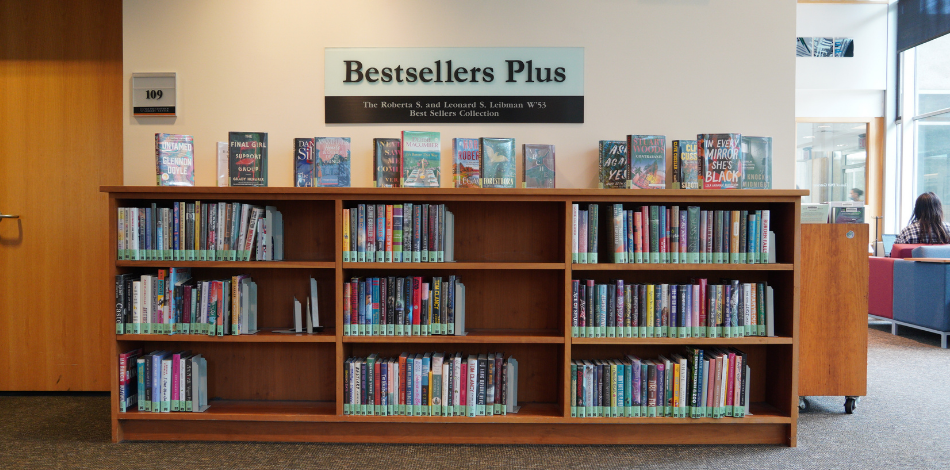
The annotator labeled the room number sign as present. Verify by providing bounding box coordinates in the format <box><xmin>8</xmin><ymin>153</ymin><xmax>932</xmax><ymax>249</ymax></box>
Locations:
<box><xmin>132</xmin><ymin>72</ymin><xmax>177</xmax><ymax>116</ymax></box>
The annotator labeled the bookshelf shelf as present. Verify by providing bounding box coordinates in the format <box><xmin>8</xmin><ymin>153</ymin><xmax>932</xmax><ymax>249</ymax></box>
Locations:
<box><xmin>343</xmin><ymin>262</ymin><xmax>565</xmax><ymax>270</ymax></box>
<box><xmin>117</xmin><ymin>329</ymin><xmax>338</xmax><ymax>343</ymax></box>
<box><xmin>117</xmin><ymin>261</ymin><xmax>336</xmax><ymax>269</ymax></box>
<box><xmin>106</xmin><ymin>187</ymin><xmax>803</xmax><ymax>446</ymax></box>
<box><xmin>570</xmin><ymin>336</ymin><xmax>794</xmax><ymax>345</ymax></box>
<box><xmin>571</xmin><ymin>263</ymin><xmax>794</xmax><ymax>271</ymax></box>
<box><xmin>343</xmin><ymin>329</ymin><xmax>563</xmax><ymax>344</ymax></box>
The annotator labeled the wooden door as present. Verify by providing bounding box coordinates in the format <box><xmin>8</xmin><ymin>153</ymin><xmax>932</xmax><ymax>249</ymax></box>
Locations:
<box><xmin>0</xmin><ymin>0</ymin><xmax>122</xmax><ymax>390</ymax></box>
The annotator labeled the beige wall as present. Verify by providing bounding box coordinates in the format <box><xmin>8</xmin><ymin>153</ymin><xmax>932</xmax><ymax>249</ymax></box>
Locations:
<box><xmin>124</xmin><ymin>0</ymin><xmax>797</xmax><ymax>189</ymax></box>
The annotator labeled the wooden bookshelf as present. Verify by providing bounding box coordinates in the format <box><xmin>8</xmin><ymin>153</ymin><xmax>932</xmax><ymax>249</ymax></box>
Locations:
<box><xmin>105</xmin><ymin>187</ymin><xmax>803</xmax><ymax>446</ymax></box>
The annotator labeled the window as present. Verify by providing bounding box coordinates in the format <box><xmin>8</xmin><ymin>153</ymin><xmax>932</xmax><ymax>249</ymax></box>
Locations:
<box><xmin>796</xmin><ymin>122</ymin><xmax>868</xmax><ymax>204</ymax></box>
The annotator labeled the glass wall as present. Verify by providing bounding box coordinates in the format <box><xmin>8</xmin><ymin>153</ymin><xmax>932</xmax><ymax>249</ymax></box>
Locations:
<box><xmin>796</xmin><ymin>122</ymin><xmax>868</xmax><ymax>204</ymax></box>
<box><xmin>894</xmin><ymin>32</ymin><xmax>950</xmax><ymax>229</ymax></box>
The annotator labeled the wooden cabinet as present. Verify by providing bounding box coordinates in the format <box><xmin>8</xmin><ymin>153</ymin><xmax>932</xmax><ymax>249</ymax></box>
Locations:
<box><xmin>799</xmin><ymin>224</ymin><xmax>868</xmax><ymax>399</ymax></box>
<box><xmin>105</xmin><ymin>187</ymin><xmax>804</xmax><ymax>446</ymax></box>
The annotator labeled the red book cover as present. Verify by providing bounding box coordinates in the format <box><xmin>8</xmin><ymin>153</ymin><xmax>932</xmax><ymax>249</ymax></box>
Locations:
<box><xmin>412</xmin><ymin>277</ymin><xmax>422</xmax><ymax>327</ymax></box>
<box><xmin>460</xmin><ymin>362</ymin><xmax>468</xmax><ymax>411</ymax></box>
<box><xmin>699</xmin><ymin>278</ymin><xmax>708</xmax><ymax>328</ymax></box>
<box><xmin>343</xmin><ymin>282</ymin><xmax>350</xmax><ymax>329</ymax></box>
<box><xmin>183</xmin><ymin>285</ymin><xmax>192</xmax><ymax>324</ymax></box>
<box><xmin>634</xmin><ymin>211</ymin><xmax>642</xmax><ymax>256</ymax></box>
<box><xmin>399</xmin><ymin>354</ymin><xmax>407</xmax><ymax>408</ymax></box>
<box><xmin>706</xmin><ymin>356</ymin><xmax>717</xmax><ymax>408</ymax></box>
<box><xmin>350</xmin><ymin>280</ymin><xmax>359</xmax><ymax>326</ymax></box>
<box><xmin>374</xmin><ymin>360</ymin><xmax>381</xmax><ymax>409</ymax></box>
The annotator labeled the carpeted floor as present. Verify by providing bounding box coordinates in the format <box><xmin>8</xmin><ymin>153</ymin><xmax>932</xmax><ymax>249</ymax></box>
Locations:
<box><xmin>2</xmin><ymin>323</ymin><xmax>949</xmax><ymax>469</ymax></box>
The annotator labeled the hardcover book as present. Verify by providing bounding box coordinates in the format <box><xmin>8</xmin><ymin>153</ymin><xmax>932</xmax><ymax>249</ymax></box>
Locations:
<box><xmin>522</xmin><ymin>144</ymin><xmax>556</xmax><ymax>188</ymax></box>
<box><xmin>740</xmin><ymin>136</ymin><xmax>772</xmax><ymax>189</ymax></box>
<box><xmin>598</xmin><ymin>140</ymin><xmax>627</xmax><ymax>189</ymax></box>
<box><xmin>155</xmin><ymin>133</ymin><xmax>194</xmax><ymax>186</ymax></box>
<box><xmin>452</xmin><ymin>138</ymin><xmax>480</xmax><ymax>188</ymax></box>
<box><xmin>228</xmin><ymin>132</ymin><xmax>268</xmax><ymax>187</ymax></box>
<box><xmin>314</xmin><ymin>137</ymin><xmax>351</xmax><ymax>187</ymax></box>
<box><xmin>480</xmin><ymin>137</ymin><xmax>516</xmax><ymax>188</ymax></box>
<box><xmin>627</xmin><ymin>135</ymin><xmax>666</xmax><ymax>189</ymax></box>
<box><xmin>401</xmin><ymin>131</ymin><xmax>441</xmax><ymax>187</ymax></box>
<box><xmin>698</xmin><ymin>133</ymin><xmax>742</xmax><ymax>189</ymax></box>
<box><xmin>294</xmin><ymin>138</ymin><xmax>315</xmax><ymax>188</ymax></box>
<box><xmin>373</xmin><ymin>138</ymin><xmax>401</xmax><ymax>188</ymax></box>
<box><xmin>672</xmin><ymin>140</ymin><xmax>699</xmax><ymax>189</ymax></box>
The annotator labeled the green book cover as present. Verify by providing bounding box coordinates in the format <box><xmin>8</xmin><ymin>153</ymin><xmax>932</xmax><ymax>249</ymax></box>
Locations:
<box><xmin>228</xmin><ymin>132</ymin><xmax>268</xmax><ymax>187</ymax></box>
<box><xmin>598</xmin><ymin>140</ymin><xmax>627</xmax><ymax>189</ymax></box>
<box><xmin>401</xmin><ymin>131</ymin><xmax>441</xmax><ymax>187</ymax></box>
<box><xmin>480</xmin><ymin>137</ymin><xmax>516</xmax><ymax>188</ymax></box>
<box><xmin>740</xmin><ymin>136</ymin><xmax>772</xmax><ymax>190</ymax></box>
<box><xmin>757</xmin><ymin>283</ymin><xmax>767</xmax><ymax>336</ymax></box>
<box><xmin>523</xmin><ymin>143</ymin><xmax>556</xmax><ymax>188</ymax></box>
<box><xmin>738</xmin><ymin>210</ymin><xmax>748</xmax><ymax>263</ymax></box>
<box><xmin>588</xmin><ymin>204</ymin><xmax>599</xmax><ymax>264</ymax></box>
<box><xmin>687</xmin><ymin>206</ymin><xmax>701</xmax><ymax>263</ymax></box>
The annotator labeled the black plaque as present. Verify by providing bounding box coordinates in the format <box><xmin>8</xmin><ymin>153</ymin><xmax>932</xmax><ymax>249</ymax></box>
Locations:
<box><xmin>325</xmin><ymin>96</ymin><xmax>583</xmax><ymax>124</ymax></box>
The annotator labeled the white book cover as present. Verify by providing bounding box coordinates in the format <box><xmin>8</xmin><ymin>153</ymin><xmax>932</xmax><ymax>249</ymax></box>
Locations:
<box><xmin>413</xmin><ymin>355</ymin><xmax>423</xmax><ymax>409</ymax></box>
<box><xmin>294</xmin><ymin>297</ymin><xmax>302</xmax><ymax>333</ymax></box>
<box><xmin>132</xmin><ymin>280</ymin><xmax>142</xmax><ymax>326</ymax></box>
<box><xmin>217</xmin><ymin>142</ymin><xmax>229</xmax><ymax>187</ymax></box>
<box><xmin>508</xmin><ymin>358</ymin><xmax>519</xmax><ymax>413</ymax></box>
<box><xmin>264</xmin><ymin>206</ymin><xmax>276</xmax><ymax>261</ymax></box>
<box><xmin>310</xmin><ymin>278</ymin><xmax>320</xmax><ymax>327</ymax></box>
<box><xmin>244</xmin><ymin>206</ymin><xmax>263</xmax><ymax>261</ymax></box>
<box><xmin>455</xmin><ymin>282</ymin><xmax>466</xmax><ymax>336</ymax></box>
<box><xmin>453</xmin><ymin>354</ymin><xmax>462</xmax><ymax>415</ymax></box>
<box><xmin>441</xmin><ymin>362</ymin><xmax>450</xmax><ymax>414</ymax></box>
<box><xmin>305</xmin><ymin>297</ymin><xmax>313</xmax><ymax>334</ymax></box>
<box><xmin>141</xmin><ymin>275</ymin><xmax>151</xmax><ymax>329</ymax></box>
<box><xmin>160</xmin><ymin>358</ymin><xmax>172</xmax><ymax>412</ymax></box>
<box><xmin>467</xmin><ymin>355</ymin><xmax>477</xmax><ymax>417</ymax></box>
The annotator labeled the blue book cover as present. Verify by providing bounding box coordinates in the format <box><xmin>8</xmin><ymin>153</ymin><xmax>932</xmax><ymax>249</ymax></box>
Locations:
<box><xmin>155</xmin><ymin>133</ymin><xmax>195</xmax><ymax>186</ymax></box>
<box><xmin>314</xmin><ymin>137</ymin><xmax>351</xmax><ymax>187</ymax></box>
<box><xmin>294</xmin><ymin>138</ymin><xmax>315</xmax><ymax>187</ymax></box>
<box><xmin>480</xmin><ymin>137</ymin><xmax>516</xmax><ymax>188</ymax></box>
<box><xmin>453</xmin><ymin>138</ymin><xmax>481</xmax><ymax>188</ymax></box>
<box><xmin>740</xmin><ymin>136</ymin><xmax>772</xmax><ymax>189</ymax></box>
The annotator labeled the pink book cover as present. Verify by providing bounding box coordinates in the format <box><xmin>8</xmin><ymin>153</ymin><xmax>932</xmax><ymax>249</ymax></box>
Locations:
<box><xmin>726</xmin><ymin>352</ymin><xmax>736</xmax><ymax>407</ymax></box>
<box><xmin>641</xmin><ymin>206</ymin><xmax>650</xmax><ymax>258</ymax></box>
<box><xmin>460</xmin><ymin>362</ymin><xmax>468</xmax><ymax>411</ymax></box>
<box><xmin>171</xmin><ymin>352</ymin><xmax>181</xmax><ymax>402</ymax></box>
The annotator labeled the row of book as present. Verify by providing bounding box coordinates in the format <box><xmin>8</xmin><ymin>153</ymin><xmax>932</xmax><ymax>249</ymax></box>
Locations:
<box><xmin>158</xmin><ymin>131</ymin><xmax>771</xmax><ymax>191</ymax></box>
<box><xmin>598</xmin><ymin>134</ymin><xmax>772</xmax><ymax>190</ymax></box>
<box><xmin>571</xmin><ymin>280</ymin><xmax>775</xmax><ymax>338</ymax></box>
<box><xmin>344</xmin><ymin>276</ymin><xmax>466</xmax><ymax>336</ymax></box>
<box><xmin>344</xmin><ymin>352</ymin><xmax>519</xmax><ymax>416</ymax></box>
<box><xmin>116</xmin><ymin>202</ymin><xmax>284</xmax><ymax>262</ymax></box>
<box><xmin>571</xmin><ymin>348</ymin><xmax>750</xmax><ymax>418</ymax></box>
<box><xmin>572</xmin><ymin>204</ymin><xmax>774</xmax><ymax>264</ymax></box>
<box><xmin>343</xmin><ymin>203</ymin><xmax>455</xmax><ymax>263</ymax></box>
<box><xmin>119</xmin><ymin>349</ymin><xmax>209</xmax><ymax>413</ymax></box>
<box><xmin>114</xmin><ymin>269</ymin><xmax>260</xmax><ymax>336</ymax></box>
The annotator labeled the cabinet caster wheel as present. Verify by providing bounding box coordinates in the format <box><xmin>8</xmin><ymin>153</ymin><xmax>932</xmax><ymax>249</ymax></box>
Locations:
<box><xmin>799</xmin><ymin>397</ymin><xmax>808</xmax><ymax>411</ymax></box>
<box><xmin>844</xmin><ymin>397</ymin><xmax>857</xmax><ymax>414</ymax></box>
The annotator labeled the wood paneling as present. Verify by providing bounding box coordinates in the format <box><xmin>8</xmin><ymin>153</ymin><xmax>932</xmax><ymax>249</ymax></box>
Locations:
<box><xmin>799</xmin><ymin>224</ymin><xmax>868</xmax><ymax>397</ymax></box>
<box><xmin>0</xmin><ymin>0</ymin><xmax>122</xmax><ymax>391</ymax></box>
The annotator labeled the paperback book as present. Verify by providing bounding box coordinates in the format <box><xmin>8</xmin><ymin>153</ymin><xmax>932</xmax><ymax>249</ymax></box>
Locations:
<box><xmin>627</xmin><ymin>135</ymin><xmax>666</xmax><ymax>189</ymax></box>
<box><xmin>522</xmin><ymin>144</ymin><xmax>556</xmax><ymax>188</ymax></box>
<box><xmin>373</xmin><ymin>138</ymin><xmax>402</xmax><ymax>188</ymax></box>
<box><xmin>314</xmin><ymin>137</ymin><xmax>351</xmax><ymax>187</ymax></box>
<box><xmin>480</xmin><ymin>137</ymin><xmax>516</xmax><ymax>188</ymax></box>
<box><xmin>673</xmin><ymin>140</ymin><xmax>699</xmax><ymax>189</ymax></box>
<box><xmin>740</xmin><ymin>136</ymin><xmax>772</xmax><ymax>189</ymax></box>
<box><xmin>155</xmin><ymin>133</ymin><xmax>194</xmax><ymax>186</ymax></box>
<box><xmin>294</xmin><ymin>138</ymin><xmax>315</xmax><ymax>188</ymax></box>
<box><xmin>452</xmin><ymin>138</ymin><xmax>480</xmax><ymax>188</ymax></box>
<box><xmin>228</xmin><ymin>132</ymin><xmax>268</xmax><ymax>187</ymax></box>
<box><xmin>401</xmin><ymin>131</ymin><xmax>441</xmax><ymax>187</ymax></box>
<box><xmin>698</xmin><ymin>133</ymin><xmax>741</xmax><ymax>189</ymax></box>
<box><xmin>598</xmin><ymin>140</ymin><xmax>627</xmax><ymax>189</ymax></box>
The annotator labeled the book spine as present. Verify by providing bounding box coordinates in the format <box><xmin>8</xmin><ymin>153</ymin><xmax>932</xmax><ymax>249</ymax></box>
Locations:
<box><xmin>588</xmin><ymin>204</ymin><xmax>599</xmax><ymax>264</ymax></box>
<box><xmin>393</xmin><ymin>205</ymin><xmax>403</xmax><ymax>263</ymax></box>
<box><xmin>572</xmin><ymin>204</ymin><xmax>578</xmax><ymax>263</ymax></box>
<box><xmin>761</xmin><ymin>210</ymin><xmax>770</xmax><ymax>263</ymax></box>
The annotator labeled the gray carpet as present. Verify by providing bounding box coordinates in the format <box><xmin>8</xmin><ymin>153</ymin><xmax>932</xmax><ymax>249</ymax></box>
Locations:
<box><xmin>1</xmin><ymin>324</ymin><xmax>948</xmax><ymax>469</ymax></box>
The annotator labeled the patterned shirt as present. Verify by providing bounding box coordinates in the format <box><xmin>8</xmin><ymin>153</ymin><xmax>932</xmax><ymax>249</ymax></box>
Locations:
<box><xmin>894</xmin><ymin>220</ymin><xmax>950</xmax><ymax>244</ymax></box>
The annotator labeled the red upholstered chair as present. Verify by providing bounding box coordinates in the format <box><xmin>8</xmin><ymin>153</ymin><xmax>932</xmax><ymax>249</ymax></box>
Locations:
<box><xmin>868</xmin><ymin>244</ymin><xmax>928</xmax><ymax>319</ymax></box>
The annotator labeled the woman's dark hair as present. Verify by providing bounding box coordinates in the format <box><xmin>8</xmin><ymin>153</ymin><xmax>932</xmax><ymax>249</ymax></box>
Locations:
<box><xmin>913</xmin><ymin>192</ymin><xmax>950</xmax><ymax>243</ymax></box>
<box><xmin>851</xmin><ymin>188</ymin><xmax>863</xmax><ymax>197</ymax></box>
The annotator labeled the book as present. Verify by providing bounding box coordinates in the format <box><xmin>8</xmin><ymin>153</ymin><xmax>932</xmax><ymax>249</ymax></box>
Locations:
<box><xmin>740</xmin><ymin>136</ymin><xmax>772</xmax><ymax>189</ymax></box>
<box><xmin>155</xmin><ymin>134</ymin><xmax>194</xmax><ymax>186</ymax></box>
<box><xmin>452</xmin><ymin>138</ymin><xmax>481</xmax><ymax>188</ymax></box>
<box><xmin>294</xmin><ymin>138</ymin><xmax>315</xmax><ymax>188</ymax></box>
<box><xmin>598</xmin><ymin>140</ymin><xmax>627</xmax><ymax>189</ymax></box>
<box><xmin>627</xmin><ymin>135</ymin><xmax>666</xmax><ymax>189</ymax></box>
<box><xmin>831</xmin><ymin>205</ymin><xmax>866</xmax><ymax>224</ymax></box>
<box><xmin>228</xmin><ymin>132</ymin><xmax>268</xmax><ymax>187</ymax></box>
<box><xmin>522</xmin><ymin>144</ymin><xmax>556</xmax><ymax>188</ymax></box>
<box><xmin>216</xmin><ymin>142</ymin><xmax>229</xmax><ymax>187</ymax></box>
<box><xmin>480</xmin><ymin>137</ymin><xmax>516</xmax><ymax>188</ymax></box>
<box><xmin>673</xmin><ymin>140</ymin><xmax>699</xmax><ymax>189</ymax></box>
<box><xmin>698</xmin><ymin>133</ymin><xmax>741</xmax><ymax>189</ymax></box>
<box><xmin>373</xmin><ymin>138</ymin><xmax>402</xmax><ymax>188</ymax></box>
<box><xmin>801</xmin><ymin>203</ymin><xmax>830</xmax><ymax>224</ymax></box>
<box><xmin>401</xmin><ymin>131</ymin><xmax>441</xmax><ymax>187</ymax></box>
<box><xmin>314</xmin><ymin>137</ymin><xmax>351</xmax><ymax>187</ymax></box>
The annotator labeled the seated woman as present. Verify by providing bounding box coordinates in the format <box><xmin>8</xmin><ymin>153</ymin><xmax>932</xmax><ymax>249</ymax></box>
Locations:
<box><xmin>895</xmin><ymin>192</ymin><xmax>950</xmax><ymax>244</ymax></box>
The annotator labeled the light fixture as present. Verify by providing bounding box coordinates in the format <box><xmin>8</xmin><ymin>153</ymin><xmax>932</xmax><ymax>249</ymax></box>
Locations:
<box><xmin>803</xmin><ymin>136</ymin><xmax>814</xmax><ymax>139</ymax></box>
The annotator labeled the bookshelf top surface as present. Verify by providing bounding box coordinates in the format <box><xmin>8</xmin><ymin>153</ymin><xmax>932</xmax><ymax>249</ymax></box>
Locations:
<box><xmin>102</xmin><ymin>186</ymin><xmax>808</xmax><ymax>200</ymax></box>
